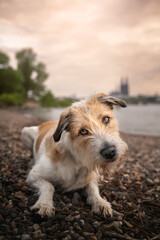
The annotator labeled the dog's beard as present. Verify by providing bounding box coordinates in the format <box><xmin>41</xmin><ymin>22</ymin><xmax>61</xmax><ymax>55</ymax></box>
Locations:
<box><xmin>97</xmin><ymin>151</ymin><xmax>128</xmax><ymax>175</ymax></box>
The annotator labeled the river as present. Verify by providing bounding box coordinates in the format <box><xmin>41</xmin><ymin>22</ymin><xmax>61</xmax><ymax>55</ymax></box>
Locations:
<box><xmin>20</xmin><ymin>104</ymin><xmax>160</xmax><ymax>137</ymax></box>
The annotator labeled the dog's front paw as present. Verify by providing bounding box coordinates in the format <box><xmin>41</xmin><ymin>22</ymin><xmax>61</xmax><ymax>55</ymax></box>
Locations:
<box><xmin>31</xmin><ymin>200</ymin><xmax>55</xmax><ymax>217</ymax></box>
<box><xmin>92</xmin><ymin>198</ymin><xmax>113</xmax><ymax>217</ymax></box>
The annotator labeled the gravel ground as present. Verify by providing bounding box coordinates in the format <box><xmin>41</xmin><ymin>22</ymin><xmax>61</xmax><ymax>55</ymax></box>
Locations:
<box><xmin>0</xmin><ymin>109</ymin><xmax>160</xmax><ymax>240</ymax></box>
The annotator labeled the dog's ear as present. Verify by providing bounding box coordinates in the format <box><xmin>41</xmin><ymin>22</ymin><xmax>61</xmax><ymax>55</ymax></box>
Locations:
<box><xmin>97</xmin><ymin>94</ymin><xmax>127</xmax><ymax>109</ymax></box>
<box><xmin>53</xmin><ymin>109</ymin><xmax>72</xmax><ymax>142</ymax></box>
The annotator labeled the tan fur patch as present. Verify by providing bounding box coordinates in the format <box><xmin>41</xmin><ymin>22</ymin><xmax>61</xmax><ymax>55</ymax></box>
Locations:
<box><xmin>70</xmin><ymin>96</ymin><xmax>117</xmax><ymax>139</ymax></box>
<box><xmin>36</xmin><ymin>121</ymin><xmax>58</xmax><ymax>152</ymax></box>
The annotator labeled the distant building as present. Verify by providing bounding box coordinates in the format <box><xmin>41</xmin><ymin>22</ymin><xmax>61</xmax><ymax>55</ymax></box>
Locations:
<box><xmin>110</xmin><ymin>76</ymin><xmax>129</xmax><ymax>98</ymax></box>
<box><xmin>120</xmin><ymin>76</ymin><xmax>129</xmax><ymax>96</ymax></box>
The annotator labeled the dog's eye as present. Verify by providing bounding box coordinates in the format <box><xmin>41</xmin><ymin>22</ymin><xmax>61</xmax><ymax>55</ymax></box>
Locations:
<box><xmin>79</xmin><ymin>129</ymin><xmax>88</xmax><ymax>136</ymax></box>
<box><xmin>102</xmin><ymin>116</ymin><xmax>110</xmax><ymax>125</ymax></box>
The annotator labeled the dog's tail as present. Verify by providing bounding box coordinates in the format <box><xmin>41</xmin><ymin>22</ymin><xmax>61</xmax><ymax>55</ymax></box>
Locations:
<box><xmin>22</xmin><ymin>126</ymin><xmax>39</xmax><ymax>150</ymax></box>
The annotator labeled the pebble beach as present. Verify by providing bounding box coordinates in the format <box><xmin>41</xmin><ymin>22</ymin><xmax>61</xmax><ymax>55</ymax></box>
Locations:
<box><xmin>0</xmin><ymin>109</ymin><xmax>160</xmax><ymax>240</ymax></box>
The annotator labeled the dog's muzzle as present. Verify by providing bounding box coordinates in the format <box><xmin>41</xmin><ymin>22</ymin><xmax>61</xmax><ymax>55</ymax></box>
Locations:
<box><xmin>100</xmin><ymin>144</ymin><xmax>116</xmax><ymax>162</ymax></box>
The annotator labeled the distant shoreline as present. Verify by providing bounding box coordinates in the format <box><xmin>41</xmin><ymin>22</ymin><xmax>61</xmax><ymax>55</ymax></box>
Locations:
<box><xmin>1</xmin><ymin>108</ymin><xmax>160</xmax><ymax>139</ymax></box>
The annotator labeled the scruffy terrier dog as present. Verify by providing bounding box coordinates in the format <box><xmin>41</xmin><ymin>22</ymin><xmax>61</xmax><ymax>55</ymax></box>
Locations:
<box><xmin>22</xmin><ymin>93</ymin><xmax>128</xmax><ymax>217</ymax></box>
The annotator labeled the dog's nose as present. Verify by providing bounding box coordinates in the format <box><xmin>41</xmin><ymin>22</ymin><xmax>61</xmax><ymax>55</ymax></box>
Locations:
<box><xmin>100</xmin><ymin>145</ymin><xmax>116</xmax><ymax>160</ymax></box>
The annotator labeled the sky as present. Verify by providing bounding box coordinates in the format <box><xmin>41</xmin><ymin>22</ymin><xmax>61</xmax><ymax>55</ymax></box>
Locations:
<box><xmin>0</xmin><ymin>0</ymin><xmax>160</xmax><ymax>97</ymax></box>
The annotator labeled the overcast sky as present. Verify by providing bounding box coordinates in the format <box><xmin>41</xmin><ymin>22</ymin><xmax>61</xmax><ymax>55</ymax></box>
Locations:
<box><xmin>0</xmin><ymin>0</ymin><xmax>160</xmax><ymax>97</ymax></box>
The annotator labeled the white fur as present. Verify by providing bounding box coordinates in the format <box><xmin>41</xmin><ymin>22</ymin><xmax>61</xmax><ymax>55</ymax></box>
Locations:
<box><xmin>22</xmin><ymin>126</ymin><xmax>38</xmax><ymax>150</ymax></box>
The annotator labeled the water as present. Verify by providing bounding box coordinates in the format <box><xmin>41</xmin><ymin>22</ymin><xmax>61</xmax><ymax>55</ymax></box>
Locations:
<box><xmin>21</xmin><ymin>104</ymin><xmax>160</xmax><ymax>137</ymax></box>
<box><xmin>114</xmin><ymin>104</ymin><xmax>160</xmax><ymax>137</ymax></box>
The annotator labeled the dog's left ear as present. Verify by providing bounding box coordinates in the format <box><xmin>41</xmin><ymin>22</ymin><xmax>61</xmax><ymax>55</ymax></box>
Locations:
<box><xmin>97</xmin><ymin>94</ymin><xmax>127</xmax><ymax>109</ymax></box>
<box><xmin>53</xmin><ymin>109</ymin><xmax>72</xmax><ymax>142</ymax></box>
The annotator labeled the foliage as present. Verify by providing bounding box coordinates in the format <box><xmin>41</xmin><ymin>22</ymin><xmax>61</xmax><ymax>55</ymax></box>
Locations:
<box><xmin>125</xmin><ymin>96</ymin><xmax>160</xmax><ymax>104</ymax></box>
<box><xmin>40</xmin><ymin>91</ymin><xmax>55</xmax><ymax>107</ymax></box>
<box><xmin>57</xmin><ymin>98</ymin><xmax>73</xmax><ymax>107</ymax></box>
<box><xmin>0</xmin><ymin>49</ymin><xmax>51</xmax><ymax>107</ymax></box>
<box><xmin>16</xmin><ymin>48</ymin><xmax>48</xmax><ymax>98</ymax></box>
<box><xmin>0</xmin><ymin>67</ymin><xmax>25</xmax><ymax>95</ymax></box>
<box><xmin>0</xmin><ymin>52</ymin><xmax>9</xmax><ymax>66</ymax></box>
<box><xmin>40</xmin><ymin>91</ymin><xmax>73</xmax><ymax>107</ymax></box>
<box><xmin>0</xmin><ymin>93</ymin><xmax>25</xmax><ymax>107</ymax></box>
<box><xmin>32</xmin><ymin>62</ymin><xmax>48</xmax><ymax>97</ymax></box>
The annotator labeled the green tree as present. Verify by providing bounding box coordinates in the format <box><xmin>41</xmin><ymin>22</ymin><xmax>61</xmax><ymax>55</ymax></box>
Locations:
<box><xmin>0</xmin><ymin>52</ymin><xmax>9</xmax><ymax>66</ymax></box>
<box><xmin>40</xmin><ymin>90</ymin><xmax>55</xmax><ymax>107</ymax></box>
<box><xmin>16</xmin><ymin>48</ymin><xmax>48</xmax><ymax>98</ymax></box>
<box><xmin>32</xmin><ymin>62</ymin><xmax>48</xmax><ymax>97</ymax></box>
<box><xmin>0</xmin><ymin>66</ymin><xmax>25</xmax><ymax>94</ymax></box>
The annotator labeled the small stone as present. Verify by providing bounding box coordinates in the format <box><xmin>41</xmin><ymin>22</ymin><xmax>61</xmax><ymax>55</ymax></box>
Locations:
<box><xmin>83</xmin><ymin>223</ymin><xmax>95</xmax><ymax>232</ymax></box>
<box><xmin>93</xmin><ymin>221</ymin><xmax>101</xmax><ymax>228</ymax></box>
<box><xmin>113</xmin><ymin>221</ymin><xmax>122</xmax><ymax>228</ymax></box>
<box><xmin>40</xmin><ymin>220</ymin><xmax>52</xmax><ymax>228</ymax></box>
<box><xmin>18</xmin><ymin>202</ymin><xmax>25</xmax><ymax>208</ymax></box>
<box><xmin>33</xmin><ymin>223</ymin><xmax>40</xmax><ymax>231</ymax></box>
<box><xmin>74</xmin><ymin>214</ymin><xmax>81</xmax><ymax>219</ymax></box>
<box><xmin>10</xmin><ymin>212</ymin><xmax>17</xmax><ymax>218</ymax></box>
<box><xmin>73</xmin><ymin>233</ymin><xmax>80</xmax><ymax>239</ymax></box>
<box><xmin>62</xmin><ymin>235</ymin><xmax>72</xmax><ymax>240</ymax></box>
<box><xmin>77</xmin><ymin>237</ymin><xmax>85</xmax><ymax>240</ymax></box>
<box><xmin>33</xmin><ymin>230</ymin><xmax>42</xmax><ymax>238</ymax></box>
<box><xmin>66</xmin><ymin>203</ymin><xmax>72</xmax><ymax>208</ymax></box>
<box><xmin>83</xmin><ymin>232</ymin><xmax>94</xmax><ymax>237</ymax></box>
<box><xmin>21</xmin><ymin>234</ymin><xmax>30</xmax><ymax>240</ymax></box>
<box><xmin>154</xmin><ymin>178</ymin><xmax>159</xmax><ymax>184</ymax></box>
<box><xmin>11</xmin><ymin>221</ymin><xmax>16</xmax><ymax>229</ymax></box>
<box><xmin>146</xmin><ymin>179</ymin><xmax>153</xmax><ymax>185</ymax></box>
<box><xmin>91</xmin><ymin>237</ymin><xmax>97</xmax><ymax>240</ymax></box>
<box><xmin>73</xmin><ymin>222</ymin><xmax>82</xmax><ymax>231</ymax></box>
<box><xmin>156</xmin><ymin>186</ymin><xmax>160</xmax><ymax>191</ymax></box>
<box><xmin>7</xmin><ymin>200</ymin><xmax>13</xmax><ymax>208</ymax></box>
<box><xmin>79</xmin><ymin>219</ymin><xmax>85</xmax><ymax>226</ymax></box>
<box><xmin>72</xmin><ymin>192</ymin><xmax>81</xmax><ymax>204</ymax></box>
<box><xmin>14</xmin><ymin>191</ymin><xmax>26</xmax><ymax>200</ymax></box>
<box><xmin>95</xmin><ymin>231</ymin><xmax>103</xmax><ymax>239</ymax></box>
<box><xmin>13</xmin><ymin>228</ymin><xmax>18</xmax><ymax>234</ymax></box>
<box><xmin>65</xmin><ymin>215</ymin><xmax>75</xmax><ymax>222</ymax></box>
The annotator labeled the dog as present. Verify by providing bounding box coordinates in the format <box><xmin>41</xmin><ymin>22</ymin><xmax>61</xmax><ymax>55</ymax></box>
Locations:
<box><xmin>22</xmin><ymin>93</ymin><xmax>128</xmax><ymax>217</ymax></box>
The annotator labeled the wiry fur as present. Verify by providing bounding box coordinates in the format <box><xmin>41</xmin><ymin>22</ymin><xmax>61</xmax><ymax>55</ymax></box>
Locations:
<box><xmin>22</xmin><ymin>93</ymin><xmax>128</xmax><ymax>217</ymax></box>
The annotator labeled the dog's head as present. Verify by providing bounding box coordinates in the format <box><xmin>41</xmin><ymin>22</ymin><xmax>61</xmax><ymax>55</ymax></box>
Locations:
<box><xmin>53</xmin><ymin>93</ymin><xmax>128</xmax><ymax>173</ymax></box>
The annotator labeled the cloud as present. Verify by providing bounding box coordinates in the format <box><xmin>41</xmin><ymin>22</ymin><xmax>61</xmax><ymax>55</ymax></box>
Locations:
<box><xmin>0</xmin><ymin>0</ymin><xmax>160</xmax><ymax>97</ymax></box>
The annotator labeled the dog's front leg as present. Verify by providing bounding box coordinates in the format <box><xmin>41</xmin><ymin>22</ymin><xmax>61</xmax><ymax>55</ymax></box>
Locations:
<box><xmin>27</xmin><ymin>165</ymin><xmax>55</xmax><ymax>217</ymax></box>
<box><xmin>86</xmin><ymin>181</ymin><xmax>112</xmax><ymax>217</ymax></box>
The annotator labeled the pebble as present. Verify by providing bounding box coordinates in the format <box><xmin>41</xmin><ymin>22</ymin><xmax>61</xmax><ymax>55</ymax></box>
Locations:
<box><xmin>93</xmin><ymin>221</ymin><xmax>101</xmax><ymax>228</ymax></box>
<box><xmin>65</xmin><ymin>215</ymin><xmax>75</xmax><ymax>222</ymax></box>
<box><xmin>33</xmin><ymin>230</ymin><xmax>45</xmax><ymax>238</ymax></box>
<box><xmin>72</xmin><ymin>192</ymin><xmax>81</xmax><ymax>204</ymax></box>
<box><xmin>77</xmin><ymin>237</ymin><xmax>85</xmax><ymax>240</ymax></box>
<box><xmin>33</xmin><ymin>223</ymin><xmax>40</xmax><ymax>231</ymax></box>
<box><xmin>21</xmin><ymin>234</ymin><xmax>30</xmax><ymax>240</ymax></box>
<box><xmin>83</xmin><ymin>223</ymin><xmax>95</xmax><ymax>232</ymax></box>
<box><xmin>62</xmin><ymin>235</ymin><xmax>72</xmax><ymax>240</ymax></box>
<box><xmin>95</xmin><ymin>231</ymin><xmax>103</xmax><ymax>239</ymax></box>
<box><xmin>79</xmin><ymin>219</ymin><xmax>85</xmax><ymax>226</ymax></box>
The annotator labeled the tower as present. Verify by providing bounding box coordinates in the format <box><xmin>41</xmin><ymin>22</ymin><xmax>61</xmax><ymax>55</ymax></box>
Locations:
<box><xmin>120</xmin><ymin>76</ymin><xmax>129</xmax><ymax>96</ymax></box>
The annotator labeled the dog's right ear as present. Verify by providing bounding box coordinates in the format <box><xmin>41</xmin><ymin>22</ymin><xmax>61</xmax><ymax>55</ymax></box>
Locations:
<box><xmin>53</xmin><ymin>109</ymin><xmax>72</xmax><ymax>142</ymax></box>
